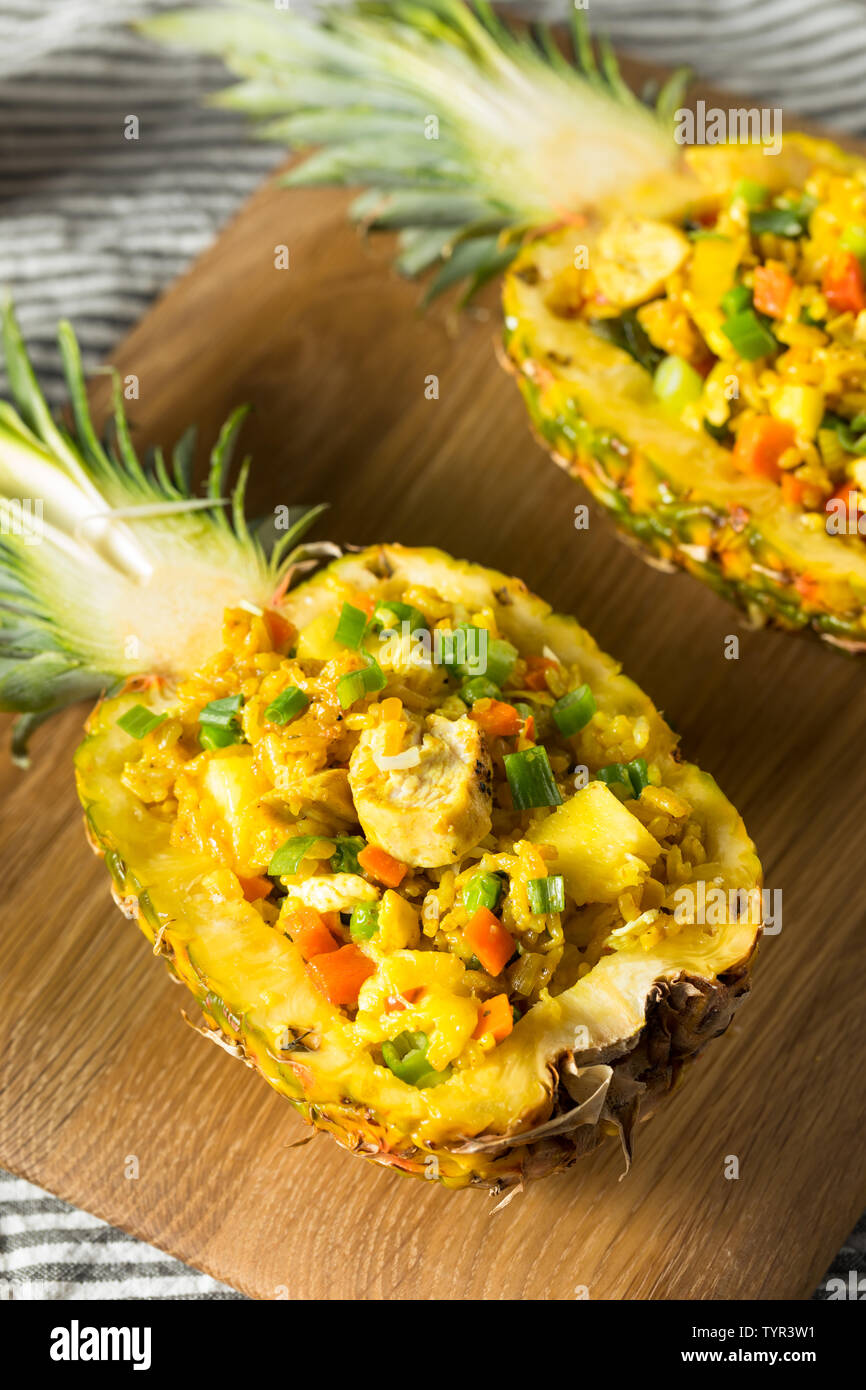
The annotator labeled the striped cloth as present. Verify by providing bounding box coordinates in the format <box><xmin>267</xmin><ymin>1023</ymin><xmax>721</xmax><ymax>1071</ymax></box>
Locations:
<box><xmin>0</xmin><ymin>1174</ymin><xmax>242</xmax><ymax>1299</ymax></box>
<box><xmin>0</xmin><ymin>0</ymin><xmax>864</xmax><ymax>1301</ymax></box>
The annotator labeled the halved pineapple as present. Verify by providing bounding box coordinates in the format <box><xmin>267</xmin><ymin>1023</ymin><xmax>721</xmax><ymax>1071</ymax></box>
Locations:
<box><xmin>503</xmin><ymin>134</ymin><xmax>866</xmax><ymax>649</ymax></box>
<box><xmin>145</xmin><ymin>0</ymin><xmax>866</xmax><ymax>647</ymax></box>
<box><xmin>0</xmin><ymin>312</ymin><xmax>761</xmax><ymax>1194</ymax></box>
<box><xmin>78</xmin><ymin>544</ymin><xmax>761</xmax><ymax>1192</ymax></box>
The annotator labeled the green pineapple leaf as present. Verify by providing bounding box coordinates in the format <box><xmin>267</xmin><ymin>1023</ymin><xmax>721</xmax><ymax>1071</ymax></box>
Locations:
<box><xmin>0</xmin><ymin>304</ymin><xmax>325</xmax><ymax>760</ymax></box>
<box><xmin>138</xmin><ymin>0</ymin><xmax>690</xmax><ymax>301</ymax></box>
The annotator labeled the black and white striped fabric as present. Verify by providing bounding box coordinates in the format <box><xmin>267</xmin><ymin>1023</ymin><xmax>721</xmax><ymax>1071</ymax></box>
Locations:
<box><xmin>0</xmin><ymin>1174</ymin><xmax>242</xmax><ymax>1299</ymax></box>
<box><xmin>0</xmin><ymin>0</ymin><xmax>864</xmax><ymax>1301</ymax></box>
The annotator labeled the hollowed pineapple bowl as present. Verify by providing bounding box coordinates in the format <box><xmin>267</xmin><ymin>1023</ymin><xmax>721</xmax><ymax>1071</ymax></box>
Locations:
<box><xmin>0</xmin><ymin>311</ymin><xmax>762</xmax><ymax>1194</ymax></box>
<box><xmin>145</xmin><ymin>0</ymin><xmax>866</xmax><ymax>649</ymax></box>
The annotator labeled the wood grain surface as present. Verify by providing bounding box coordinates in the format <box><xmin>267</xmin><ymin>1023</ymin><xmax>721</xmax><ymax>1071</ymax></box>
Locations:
<box><xmin>2</xmin><ymin>95</ymin><xmax>866</xmax><ymax>1301</ymax></box>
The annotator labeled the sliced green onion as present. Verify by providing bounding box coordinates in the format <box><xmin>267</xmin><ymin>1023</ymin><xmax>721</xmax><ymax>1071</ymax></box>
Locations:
<box><xmin>653</xmin><ymin>355</ymin><xmax>704</xmax><ymax>415</ymax></box>
<box><xmin>731</xmin><ymin>178</ymin><xmax>769</xmax><ymax>208</ymax></box>
<box><xmin>349</xmin><ymin>903</ymin><xmax>379</xmax><ymax>941</ymax></box>
<box><xmin>552</xmin><ymin>684</ymin><xmax>596</xmax><ymax>736</ymax></box>
<box><xmin>596</xmin><ymin>763</ymin><xmax>634</xmax><ymax>800</ymax></box>
<box><xmin>704</xmin><ymin>418</ymin><xmax>731</xmax><ymax>444</ymax></box>
<box><xmin>199</xmin><ymin>694</ymin><xmax>243</xmax><ymax>729</ymax></box>
<box><xmin>484</xmin><ymin>637</ymin><xmax>519</xmax><ymax>686</ymax></box>
<box><xmin>333</xmin><ymin>602</ymin><xmax>369</xmax><ymax>650</ymax></box>
<box><xmin>199</xmin><ymin>724</ymin><xmax>242</xmax><ymax>751</ymax></box>
<box><xmin>381</xmin><ymin>1030</ymin><xmax>450</xmax><ymax>1088</ymax></box>
<box><xmin>749</xmin><ymin>207</ymin><xmax>806</xmax><ymax>238</ymax></box>
<box><xmin>459</xmin><ymin>676</ymin><xmax>502</xmax><ymax>706</ymax></box>
<box><xmin>443</xmin><ymin>623</ymin><xmax>489</xmax><ymax>678</ymax></box>
<box><xmin>504</xmin><ymin>746</ymin><xmax>563</xmax><ymax>810</ymax></box>
<box><xmin>264</xmin><ymin>685</ymin><xmax>308</xmax><ymax>725</ymax></box>
<box><xmin>336</xmin><ymin>656</ymin><xmax>387</xmax><ymax>709</ymax></box>
<box><xmin>442</xmin><ymin>624</ymin><xmax>516</xmax><ymax>684</ymax></box>
<box><xmin>840</xmin><ymin>224</ymin><xmax>866</xmax><ymax>264</ymax></box>
<box><xmin>373</xmin><ymin>600</ymin><xmax>428</xmax><ymax>633</ymax></box>
<box><xmin>117</xmin><ymin>705</ymin><xmax>166</xmax><ymax>740</ymax></box>
<box><xmin>331</xmin><ymin>836</ymin><xmax>366</xmax><ymax>874</ymax></box>
<box><xmin>720</xmin><ymin>284</ymin><xmax>752</xmax><ymax>316</ymax></box>
<box><xmin>626</xmin><ymin>758</ymin><xmax>650</xmax><ymax>797</ymax></box>
<box><xmin>268</xmin><ymin>835</ymin><xmax>321</xmax><ymax>877</ymax></box>
<box><xmin>464</xmin><ymin>872</ymin><xmax>503</xmax><ymax>914</ymax></box>
<box><xmin>587</xmin><ymin>310</ymin><xmax>665</xmax><ymax>373</ymax></box>
<box><xmin>821</xmin><ymin>411</ymin><xmax>866</xmax><ymax>454</ymax></box>
<box><xmin>720</xmin><ymin>309</ymin><xmax>777</xmax><ymax>361</ymax></box>
<box><xmin>527</xmin><ymin>875</ymin><xmax>566</xmax><ymax>915</ymax></box>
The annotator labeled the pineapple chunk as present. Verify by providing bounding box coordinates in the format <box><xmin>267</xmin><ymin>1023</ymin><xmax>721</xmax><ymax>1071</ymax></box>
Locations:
<box><xmin>203</xmin><ymin>751</ymin><xmax>267</xmax><ymax>840</ymax></box>
<box><xmin>770</xmin><ymin>385</ymin><xmax>825</xmax><ymax>440</ymax></box>
<box><xmin>848</xmin><ymin>458</ymin><xmax>866</xmax><ymax>490</ymax></box>
<box><xmin>594</xmin><ymin>217</ymin><xmax>689</xmax><ymax>309</ymax></box>
<box><xmin>687</xmin><ymin>235</ymin><xmax>744</xmax><ymax>307</ymax></box>
<box><xmin>377</xmin><ymin>890</ymin><xmax>421</xmax><ymax>952</ymax></box>
<box><xmin>295</xmin><ymin>610</ymin><xmax>347</xmax><ymax>661</ymax></box>
<box><xmin>529</xmin><ymin>782</ymin><xmax>661</xmax><ymax>906</ymax></box>
<box><xmin>201</xmin><ymin>752</ymin><xmax>283</xmax><ymax>872</ymax></box>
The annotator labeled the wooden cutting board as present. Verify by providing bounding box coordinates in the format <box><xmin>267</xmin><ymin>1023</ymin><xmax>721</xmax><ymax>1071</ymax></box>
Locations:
<box><xmin>2</xmin><ymin>71</ymin><xmax>866</xmax><ymax>1301</ymax></box>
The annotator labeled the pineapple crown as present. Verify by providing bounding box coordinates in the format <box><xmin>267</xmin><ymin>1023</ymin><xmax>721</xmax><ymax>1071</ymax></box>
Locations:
<box><xmin>140</xmin><ymin>0</ymin><xmax>691</xmax><ymax>301</ymax></box>
<box><xmin>0</xmin><ymin>305</ymin><xmax>325</xmax><ymax>761</ymax></box>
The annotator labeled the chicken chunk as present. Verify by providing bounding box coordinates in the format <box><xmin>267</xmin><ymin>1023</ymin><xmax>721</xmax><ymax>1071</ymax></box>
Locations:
<box><xmin>348</xmin><ymin>713</ymin><xmax>492</xmax><ymax>868</ymax></box>
<box><xmin>593</xmin><ymin>216</ymin><xmax>689</xmax><ymax>309</ymax></box>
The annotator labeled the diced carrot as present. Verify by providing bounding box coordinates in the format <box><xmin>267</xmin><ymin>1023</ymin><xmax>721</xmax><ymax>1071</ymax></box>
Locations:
<box><xmin>239</xmin><ymin>875</ymin><xmax>272</xmax><ymax>903</ymax></box>
<box><xmin>523</xmin><ymin>714</ymin><xmax>536</xmax><ymax>742</ymax></box>
<box><xmin>263</xmin><ymin>608</ymin><xmax>296</xmax><ymax>653</ymax></box>
<box><xmin>473</xmin><ymin>993</ymin><xmax>514</xmax><ymax>1043</ymax></box>
<box><xmin>523</xmin><ymin>655</ymin><xmax>556</xmax><ymax>691</ymax></box>
<box><xmin>464</xmin><ymin>908</ymin><xmax>515</xmax><ymax>977</ymax></box>
<box><xmin>752</xmin><ymin>263</ymin><xmax>794</xmax><ymax>319</ymax></box>
<box><xmin>358</xmin><ymin>844</ymin><xmax>408</xmax><ymax>888</ymax></box>
<box><xmin>822</xmin><ymin>251</ymin><xmax>866</xmax><ymax>316</ymax></box>
<box><xmin>470</xmin><ymin>697</ymin><xmax>522</xmax><ymax>738</ymax></box>
<box><xmin>307</xmin><ymin>943</ymin><xmax>375</xmax><ymax>1007</ymax></box>
<box><xmin>286</xmin><ymin>906</ymin><xmax>339</xmax><ymax>961</ymax></box>
<box><xmin>732</xmin><ymin>416</ymin><xmax>795</xmax><ymax>482</ymax></box>
<box><xmin>385</xmin><ymin>987</ymin><xmax>423</xmax><ymax>1013</ymax></box>
<box><xmin>350</xmin><ymin>590</ymin><xmax>376</xmax><ymax>618</ymax></box>
<box><xmin>794</xmin><ymin>573</ymin><xmax>822</xmax><ymax>605</ymax></box>
<box><xmin>780</xmin><ymin>473</ymin><xmax>804</xmax><ymax>507</ymax></box>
